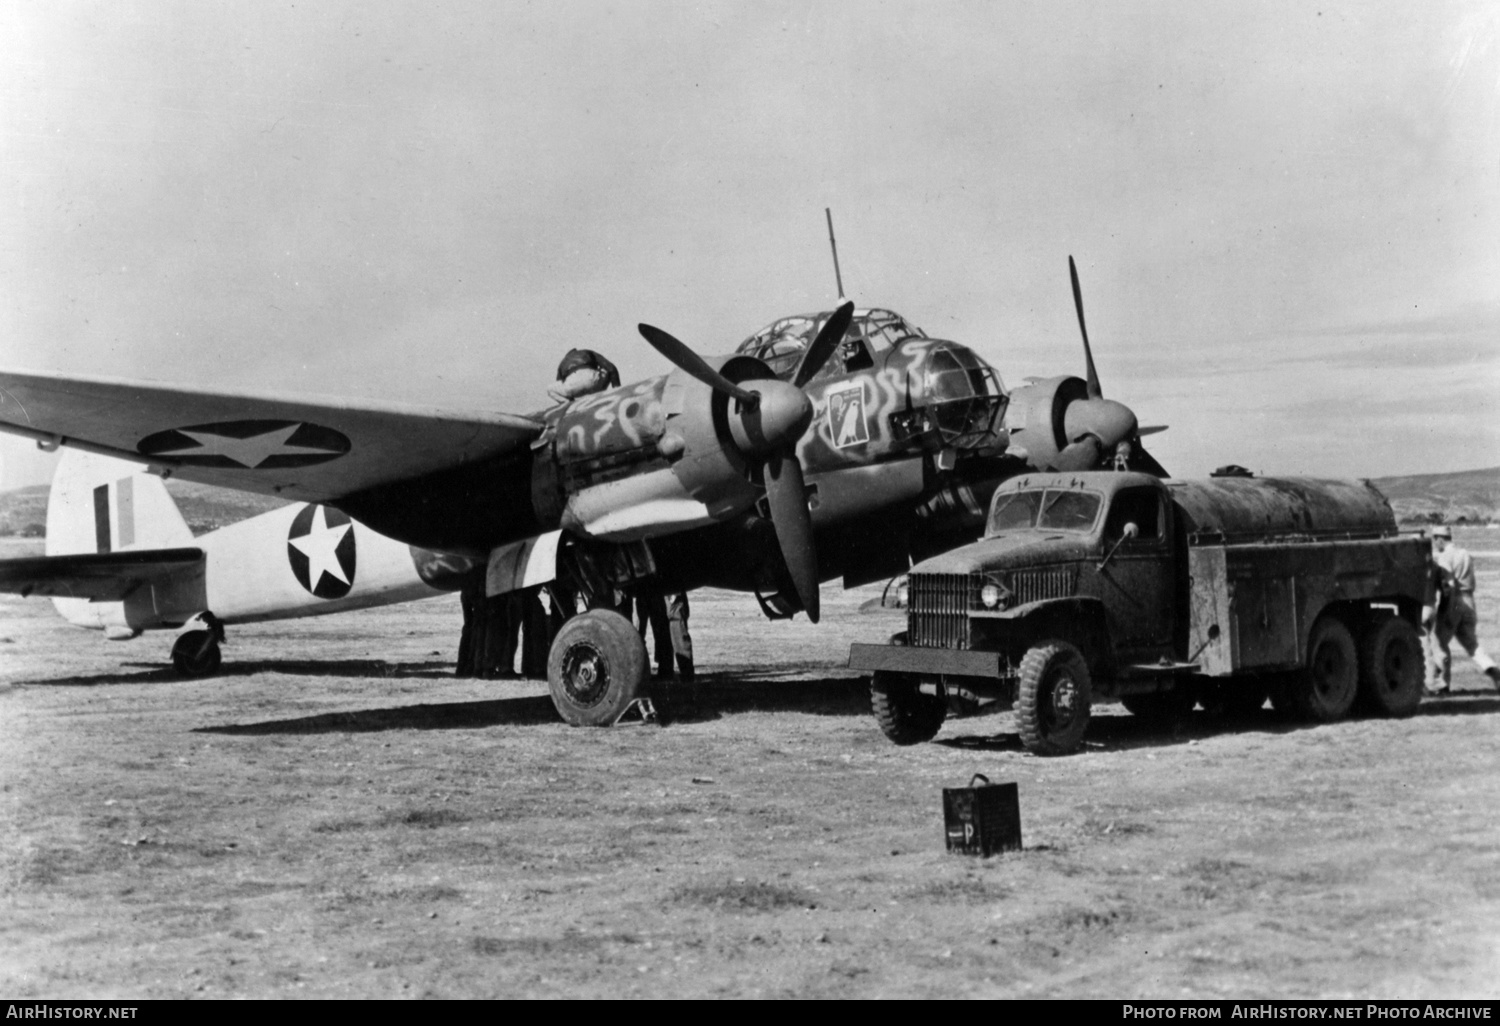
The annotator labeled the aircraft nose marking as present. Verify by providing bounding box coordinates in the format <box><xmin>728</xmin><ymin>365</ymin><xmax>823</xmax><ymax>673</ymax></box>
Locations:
<box><xmin>287</xmin><ymin>504</ymin><xmax>357</xmax><ymax>599</ymax></box>
<box><xmin>826</xmin><ymin>383</ymin><xmax>870</xmax><ymax>448</ymax></box>
<box><xmin>139</xmin><ymin>419</ymin><xmax>350</xmax><ymax>469</ymax></box>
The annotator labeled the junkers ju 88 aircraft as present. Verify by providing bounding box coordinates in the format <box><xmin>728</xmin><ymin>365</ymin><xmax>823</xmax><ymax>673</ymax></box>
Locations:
<box><xmin>0</xmin><ymin>256</ymin><xmax>1163</xmax><ymax>725</ymax></box>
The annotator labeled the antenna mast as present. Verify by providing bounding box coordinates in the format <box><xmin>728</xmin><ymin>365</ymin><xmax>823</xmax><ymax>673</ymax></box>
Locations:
<box><xmin>824</xmin><ymin>207</ymin><xmax>845</xmax><ymax>301</ymax></box>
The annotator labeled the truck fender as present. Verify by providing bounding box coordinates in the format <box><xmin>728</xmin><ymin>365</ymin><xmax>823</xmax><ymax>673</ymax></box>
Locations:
<box><xmin>984</xmin><ymin>596</ymin><xmax>1114</xmax><ymax>677</ymax></box>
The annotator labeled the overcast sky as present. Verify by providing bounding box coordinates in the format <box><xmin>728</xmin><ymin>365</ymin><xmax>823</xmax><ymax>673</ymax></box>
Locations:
<box><xmin>2</xmin><ymin>1</ymin><xmax>1497</xmax><ymax>490</ymax></box>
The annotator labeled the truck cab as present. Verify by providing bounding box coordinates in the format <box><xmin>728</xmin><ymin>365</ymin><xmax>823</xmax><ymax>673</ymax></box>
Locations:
<box><xmin>849</xmin><ymin>471</ymin><xmax>1429</xmax><ymax>755</ymax></box>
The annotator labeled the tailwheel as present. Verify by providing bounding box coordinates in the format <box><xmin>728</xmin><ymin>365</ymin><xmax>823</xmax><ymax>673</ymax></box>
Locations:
<box><xmin>546</xmin><ymin>609</ymin><xmax>648</xmax><ymax>726</ymax></box>
<box><xmin>171</xmin><ymin>630</ymin><xmax>222</xmax><ymax>678</ymax></box>
<box><xmin>1356</xmin><ymin>614</ymin><xmax>1423</xmax><ymax>718</ymax></box>
<box><xmin>1016</xmin><ymin>640</ymin><xmax>1092</xmax><ymax>756</ymax></box>
<box><xmin>870</xmin><ymin>671</ymin><xmax>946</xmax><ymax>745</ymax></box>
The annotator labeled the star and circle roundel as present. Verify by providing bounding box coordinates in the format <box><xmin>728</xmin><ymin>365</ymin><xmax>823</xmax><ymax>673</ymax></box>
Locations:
<box><xmin>138</xmin><ymin>419</ymin><xmax>350</xmax><ymax>469</ymax></box>
<box><xmin>287</xmin><ymin>504</ymin><xmax>357</xmax><ymax>599</ymax></box>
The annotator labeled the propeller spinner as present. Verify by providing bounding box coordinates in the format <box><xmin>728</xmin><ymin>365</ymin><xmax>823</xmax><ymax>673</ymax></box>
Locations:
<box><xmin>638</xmin><ymin>302</ymin><xmax>855</xmax><ymax>622</ymax></box>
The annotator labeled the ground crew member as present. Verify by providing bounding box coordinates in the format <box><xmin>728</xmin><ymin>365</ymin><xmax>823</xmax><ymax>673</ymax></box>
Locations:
<box><xmin>634</xmin><ymin>591</ymin><xmax>695</xmax><ymax>680</ymax></box>
<box><xmin>549</xmin><ymin>349</ymin><xmax>621</xmax><ymax>403</ymax></box>
<box><xmin>1425</xmin><ymin>525</ymin><xmax>1500</xmax><ymax>695</ymax></box>
<box><xmin>458</xmin><ymin>349</ymin><xmax>620</xmax><ymax>675</ymax></box>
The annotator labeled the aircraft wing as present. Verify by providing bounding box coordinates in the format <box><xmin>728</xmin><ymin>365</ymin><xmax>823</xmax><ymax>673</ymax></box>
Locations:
<box><xmin>0</xmin><ymin>547</ymin><xmax>204</xmax><ymax>601</ymax></box>
<box><xmin>0</xmin><ymin>369</ymin><xmax>545</xmax><ymax>504</ymax></box>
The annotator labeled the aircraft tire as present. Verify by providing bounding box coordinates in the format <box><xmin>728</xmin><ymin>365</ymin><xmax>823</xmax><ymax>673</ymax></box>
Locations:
<box><xmin>546</xmin><ymin>609</ymin><xmax>648</xmax><ymax>726</ymax></box>
<box><xmin>171</xmin><ymin>630</ymin><xmax>222</xmax><ymax>678</ymax></box>
<box><xmin>1292</xmin><ymin>615</ymin><xmax>1359</xmax><ymax>722</ymax></box>
<box><xmin>869</xmin><ymin>671</ymin><xmax>946</xmax><ymax>745</ymax></box>
<box><xmin>1356</xmin><ymin>614</ymin><xmax>1423</xmax><ymax>718</ymax></box>
<box><xmin>1016</xmin><ymin>640</ymin><xmax>1091</xmax><ymax>756</ymax></box>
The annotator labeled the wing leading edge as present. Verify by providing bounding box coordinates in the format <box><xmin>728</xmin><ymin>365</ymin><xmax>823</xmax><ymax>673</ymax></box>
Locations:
<box><xmin>0</xmin><ymin>369</ymin><xmax>544</xmax><ymax>505</ymax></box>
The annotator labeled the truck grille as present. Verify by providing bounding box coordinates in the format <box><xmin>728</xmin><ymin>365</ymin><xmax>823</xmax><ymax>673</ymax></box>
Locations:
<box><xmin>1010</xmin><ymin>566</ymin><xmax>1078</xmax><ymax>606</ymax></box>
<box><xmin>907</xmin><ymin>567</ymin><xmax>1079</xmax><ymax>649</ymax></box>
<box><xmin>907</xmin><ymin>573</ymin><xmax>979</xmax><ymax>649</ymax></box>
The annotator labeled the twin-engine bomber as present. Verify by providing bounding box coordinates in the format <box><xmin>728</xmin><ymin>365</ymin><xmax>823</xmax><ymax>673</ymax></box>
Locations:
<box><xmin>0</xmin><ymin>254</ymin><xmax>1167</xmax><ymax>726</ymax></box>
<box><xmin>849</xmin><ymin>470</ymin><xmax>1432</xmax><ymax>754</ymax></box>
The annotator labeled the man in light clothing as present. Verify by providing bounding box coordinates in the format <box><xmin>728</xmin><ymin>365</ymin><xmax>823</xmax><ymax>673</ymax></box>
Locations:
<box><xmin>1425</xmin><ymin>526</ymin><xmax>1500</xmax><ymax>695</ymax></box>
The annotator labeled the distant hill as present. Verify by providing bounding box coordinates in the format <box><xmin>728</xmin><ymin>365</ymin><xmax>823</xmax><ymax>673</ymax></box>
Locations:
<box><xmin>0</xmin><ymin>477</ymin><xmax>288</xmax><ymax>538</ymax></box>
<box><xmin>1371</xmin><ymin>466</ymin><xmax>1500</xmax><ymax>525</ymax></box>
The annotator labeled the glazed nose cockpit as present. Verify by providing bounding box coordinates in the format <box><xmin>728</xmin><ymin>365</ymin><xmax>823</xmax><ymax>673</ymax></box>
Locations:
<box><xmin>737</xmin><ymin>308</ymin><xmax>1009</xmax><ymax>454</ymax></box>
<box><xmin>879</xmin><ymin>336</ymin><xmax>1008</xmax><ymax>455</ymax></box>
<box><xmin>903</xmin><ymin>342</ymin><xmax>1008</xmax><ymax>451</ymax></box>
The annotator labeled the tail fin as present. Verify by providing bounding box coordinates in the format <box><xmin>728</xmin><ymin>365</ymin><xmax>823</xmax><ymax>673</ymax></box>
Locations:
<box><xmin>45</xmin><ymin>451</ymin><xmax>194</xmax><ymax>556</ymax></box>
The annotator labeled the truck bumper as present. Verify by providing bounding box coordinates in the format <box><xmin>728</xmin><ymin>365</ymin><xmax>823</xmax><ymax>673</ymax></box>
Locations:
<box><xmin>847</xmin><ymin>643</ymin><xmax>1002</xmax><ymax>678</ymax></box>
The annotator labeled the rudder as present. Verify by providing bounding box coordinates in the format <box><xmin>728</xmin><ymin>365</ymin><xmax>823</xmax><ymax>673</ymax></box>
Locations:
<box><xmin>45</xmin><ymin>451</ymin><xmax>194</xmax><ymax>556</ymax></box>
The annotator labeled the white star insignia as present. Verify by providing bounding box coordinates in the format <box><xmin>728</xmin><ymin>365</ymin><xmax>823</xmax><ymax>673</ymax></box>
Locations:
<box><xmin>156</xmin><ymin>423</ymin><xmax>340</xmax><ymax>468</ymax></box>
<box><xmin>289</xmin><ymin>506</ymin><xmax>353</xmax><ymax>589</ymax></box>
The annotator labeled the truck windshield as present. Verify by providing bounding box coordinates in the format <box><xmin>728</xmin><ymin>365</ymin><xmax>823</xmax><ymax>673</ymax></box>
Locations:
<box><xmin>988</xmin><ymin>489</ymin><xmax>1102</xmax><ymax>534</ymax></box>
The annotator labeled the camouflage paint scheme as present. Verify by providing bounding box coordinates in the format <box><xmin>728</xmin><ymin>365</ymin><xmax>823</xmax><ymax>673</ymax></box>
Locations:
<box><xmin>524</xmin><ymin>309</ymin><xmax>1017</xmax><ymax>606</ymax></box>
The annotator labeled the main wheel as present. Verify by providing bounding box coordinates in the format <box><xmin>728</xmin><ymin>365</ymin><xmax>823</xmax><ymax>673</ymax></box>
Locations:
<box><xmin>546</xmin><ymin>609</ymin><xmax>648</xmax><ymax>726</ymax></box>
<box><xmin>171</xmin><ymin>630</ymin><xmax>222</xmax><ymax>678</ymax></box>
<box><xmin>1357</xmin><ymin>615</ymin><xmax>1423</xmax><ymax>718</ymax></box>
<box><xmin>1292</xmin><ymin>615</ymin><xmax>1359</xmax><ymax>722</ymax></box>
<box><xmin>870</xmin><ymin>671</ymin><xmax>946</xmax><ymax>745</ymax></box>
<box><xmin>1016</xmin><ymin>640</ymin><xmax>1092</xmax><ymax>755</ymax></box>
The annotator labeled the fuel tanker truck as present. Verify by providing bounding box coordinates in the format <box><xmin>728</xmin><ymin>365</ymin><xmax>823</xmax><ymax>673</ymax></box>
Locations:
<box><xmin>848</xmin><ymin>470</ymin><xmax>1431</xmax><ymax>755</ymax></box>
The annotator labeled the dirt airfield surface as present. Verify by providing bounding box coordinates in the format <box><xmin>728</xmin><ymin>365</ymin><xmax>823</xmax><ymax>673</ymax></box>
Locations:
<box><xmin>2</xmin><ymin>532</ymin><xmax>1499</xmax><ymax>1000</ymax></box>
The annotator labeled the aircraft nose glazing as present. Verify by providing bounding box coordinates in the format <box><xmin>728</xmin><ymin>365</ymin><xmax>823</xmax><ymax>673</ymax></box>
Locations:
<box><xmin>729</xmin><ymin>379</ymin><xmax>813</xmax><ymax>457</ymax></box>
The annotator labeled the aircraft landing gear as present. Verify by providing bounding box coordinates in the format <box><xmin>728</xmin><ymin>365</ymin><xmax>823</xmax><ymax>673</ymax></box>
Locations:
<box><xmin>171</xmin><ymin>612</ymin><xmax>225</xmax><ymax>678</ymax></box>
<box><xmin>546</xmin><ymin>609</ymin><xmax>648</xmax><ymax>725</ymax></box>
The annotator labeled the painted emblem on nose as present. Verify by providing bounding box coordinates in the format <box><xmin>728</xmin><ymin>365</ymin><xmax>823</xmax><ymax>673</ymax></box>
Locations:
<box><xmin>138</xmin><ymin>420</ymin><xmax>350</xmax><ymax>468</ymax></box>
<box><xmin>826</xmin><ymin>384</ymin><xmax>869</xmax><ymax>448</ymax></box>
<box><xmin>288</xmin><ymin>504</ymin><xmax>356</xmax><ymax>598</ymax></box>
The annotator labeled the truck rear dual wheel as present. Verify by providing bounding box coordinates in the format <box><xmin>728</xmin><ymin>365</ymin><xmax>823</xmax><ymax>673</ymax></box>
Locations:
<box><xmin>870</xmin><ymin>671</ymin><xmax>947</xmax><ymax>745</ymax></box>
<box><xmin>1292</xmin><ymin>616</ymin><xmax>1359</xmax><ymax>722</ymax></box>
<box><xmin>1356</xmin><ymin>615</ymin><xmax>1423</xmax><ymax>718</ymax></box>
<box><xmin>546</xmin><ymin>610</ymin><xmax>648</xmax><ymax>726</ymax></box>
<box><xmin>1017</xmin><ymin>640</ymin><xmax>1092</xmax><ymax>756</ymax></box>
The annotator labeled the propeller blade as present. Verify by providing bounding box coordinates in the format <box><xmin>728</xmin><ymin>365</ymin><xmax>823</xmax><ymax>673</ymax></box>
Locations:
<box><xmin>1068</xmin><ymin>255</ymin><xmax>1102</xmax><ymax>400</ymax></box>
<box><xmin>638</xmin><ymin>323</ymin><xmax>761</xmax><ymax>406</ymax></box>
<box><xmin>1127</xmin><ymin>441</ymin><xmax>1170</xmax><ymax>478</ymax></box>
<box><xmin>791</xmin><ymin>301</ymin><xmax>856</xmax><ymax>389</ymax></box>
<box><xmin>1137</xmin><ymin>424</ymin><xmax>1168</xmax><ymax>437</ymax></box>
<box><xmin>764</xmin><ymin>450</ymin><xmax>820</xmax><ymax>623</ymax></box>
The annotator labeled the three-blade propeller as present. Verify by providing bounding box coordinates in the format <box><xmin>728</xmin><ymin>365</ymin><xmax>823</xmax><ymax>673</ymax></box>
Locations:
<box><xmin>1057</xmin><ymin>256</ymin><xmax>1167</xmax><ymax>475</ymax></box>
<box><xmin>638</xmin><ymin>302</ymin><xmax>855</xmax><ymax>622</ymax></box>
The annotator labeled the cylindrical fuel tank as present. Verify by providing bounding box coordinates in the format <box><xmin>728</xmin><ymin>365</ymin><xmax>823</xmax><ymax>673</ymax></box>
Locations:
<box><xmin>1167</xmin><ymin>476</ymin><xmax>1396</xmax><ymax>543</ymax></box>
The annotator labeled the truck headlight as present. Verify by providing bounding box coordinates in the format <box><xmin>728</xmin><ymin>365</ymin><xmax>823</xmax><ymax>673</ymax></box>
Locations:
<box><xmin>980</xmin><ymin>583</ymin><xmax>1003</xmax><ymax>609</ymax></box>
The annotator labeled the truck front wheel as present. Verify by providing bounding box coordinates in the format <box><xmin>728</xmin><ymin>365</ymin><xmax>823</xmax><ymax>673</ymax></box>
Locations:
<box><xmin>870</xmin><ymin>672</ymin><xmax>946</xmax><ymax>745</ymax></box>
<box><xmin>1293</xmin><ymin>615</ymin><xmax>1359</xmax><ymax>722</ymax></box>
<box><xmin>1017</xmin><ymin>641</ymin><xmax>1092</xmax><ymax>756</ymax></box>
<box><xmin>1356</xmin><ymin>615</ymin><xmax>1423</xmax><ymax>718</ymax></box>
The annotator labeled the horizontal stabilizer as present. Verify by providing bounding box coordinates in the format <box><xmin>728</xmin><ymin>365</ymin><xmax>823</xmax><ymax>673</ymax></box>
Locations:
<box><xmin>0</xmin><ymin>547</ymin><xmax>204</xmax><ymax>601</ymax></box>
